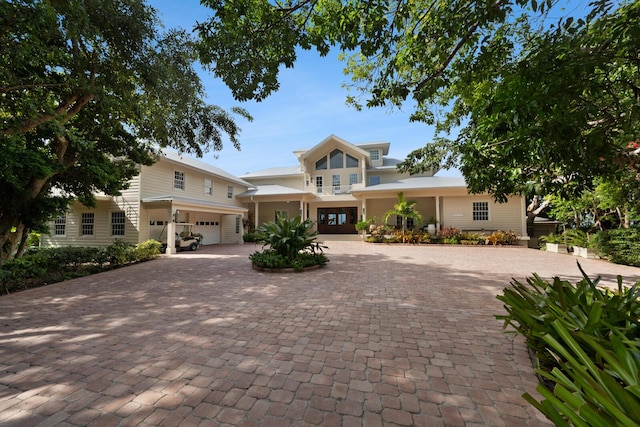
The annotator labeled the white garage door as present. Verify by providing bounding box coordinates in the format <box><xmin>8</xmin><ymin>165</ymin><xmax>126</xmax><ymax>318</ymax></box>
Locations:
<box><xmin>194</xmin><ymin>214</ymin><xmax>221</xmax><ymax>245</ymax></box>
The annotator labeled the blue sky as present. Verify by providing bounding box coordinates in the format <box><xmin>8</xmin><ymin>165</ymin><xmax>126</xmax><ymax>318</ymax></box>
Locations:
<box><xmin>148</xmin><ymin>0</ymin><xmax>450</xmax><ymax>177</ymax></box>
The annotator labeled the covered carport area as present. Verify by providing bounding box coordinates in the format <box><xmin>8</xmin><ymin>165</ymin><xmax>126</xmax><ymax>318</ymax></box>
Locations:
<box><xmin>141</xmin><ymin>195</ymin><xmax>248</xmax><ymax>254</ymax></box>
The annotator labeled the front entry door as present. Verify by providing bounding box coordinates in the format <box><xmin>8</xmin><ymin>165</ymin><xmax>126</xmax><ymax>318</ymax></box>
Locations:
<box><xmin>317</xmin><ymin>207</ymin><xmax>357</xmax><ymax>234</ymax></box>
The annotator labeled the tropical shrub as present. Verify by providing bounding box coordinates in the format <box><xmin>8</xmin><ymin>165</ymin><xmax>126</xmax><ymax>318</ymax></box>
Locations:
<box><xmin>459</xmin><ymin>231</ymin><xmax>484</xmax><ymax>245</ymax></box>
<box><xmin>592</xmin><ymin>228</ymin><xmax>640</xmax><ymax>267</ymax></box>
<box><xmin>251</xmin><ymin>216</ymin><xmax>328</xmax><ymax>270</ymax></box>
<box><xmin>439</xmin><ymin>226</ymin><xmax>462</xmax><ymax>243</ymax></box>
<box><xmin>485</xmin><ymin>229</ymin><xmax>519</xmax><ymax>246</ymax></box>
<box><xmin>0</xmin><ymin>240</ymin><xmax>162</xmax><ymax>294</ymax></box>
<box><xmin>497</xmin><ymin>266</ymin><xmax>640</xmax><ymax>425</ymax></box>
<box><xmin>367</xmin><ymin>225</ymin><xmax>391</xmax><ymax>243</ymax></box>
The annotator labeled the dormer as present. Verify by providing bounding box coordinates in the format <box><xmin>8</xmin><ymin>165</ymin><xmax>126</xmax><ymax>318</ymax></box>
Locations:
<box><xmin>354</xmin><ymin>142</ymin><xmax>390</xmax><ymax>168</ymax></box>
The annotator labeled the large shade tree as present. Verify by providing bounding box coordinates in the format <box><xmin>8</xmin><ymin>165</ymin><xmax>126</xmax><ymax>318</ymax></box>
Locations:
<box><xmin>196</xmin><ymin>0</ymin><xmax>639</xmax><ymax>203</ymax></box>
<box><xmin>0</xmin><ymin>0</ymin><xmax>251</xmax><ymax>259</ymax></box>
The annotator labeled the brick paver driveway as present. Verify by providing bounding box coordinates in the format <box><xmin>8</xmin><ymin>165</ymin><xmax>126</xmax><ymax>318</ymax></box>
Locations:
<box><xmin>1</xmin><ymin>242</ymin><xmax>639</xmax><ymax>426</ymax></box>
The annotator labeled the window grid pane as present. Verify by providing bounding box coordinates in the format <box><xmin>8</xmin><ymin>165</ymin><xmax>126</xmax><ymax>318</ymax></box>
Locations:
<box><xmin>174</xmin><ymin>171</ymin><xmax>185</xmax><ymax>190</ymax></box>
<box><xmin>349</xmin><ymin>173</ymin><xmax>358</xmax><ymax>185</ymax></box>
<box><xmin>369</xmin><ymin>150</ymin><xmax>379</xmax><ymax>161</ymax></box>
<box><xmin>472</xmin><ymin>202</ymin><xmax>489</xmax><ymax>221</ymax></box>
<box><xmin>315</xmin><ymin>176</ymin><xmax>323</xmax><ymax>193</ymax></box>
<box><xmin>81</xmin><ymin>213</ymin><xmax>94</xmax><ymax>236</ymax></box>
<box><xmin>111</xmin><ymin>211</ymin><xmax>126</xmax><ymax>236</ymax></box>
<box><xmin>227</xmin><ymin>185</ymin><xmax>233</xmax><ymax>198</ymax></box>
<box><xmin>54</xmin><ymin>216</ymin><xmax>66</xmax><ymax>236</ymax></box>
<box><xmin>204</xmin><ymin>178</ymin><xmax>212</xmax><ymax>195</ymax></box>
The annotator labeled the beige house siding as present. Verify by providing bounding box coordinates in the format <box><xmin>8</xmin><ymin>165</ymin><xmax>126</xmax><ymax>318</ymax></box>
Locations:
<box><xmin>42</xmin><ymin>199</ymin><xmax>140</xmax><ymax>248</ymax></box>
<box><xmin>442</xmin><ymin>196</ymin><xmax>525</xmax><ymax>235</ymax></box>
<box><xmin>139</xmin><ymin>160</ymin><xmax>248</xmax><ymax>208</ymax></box>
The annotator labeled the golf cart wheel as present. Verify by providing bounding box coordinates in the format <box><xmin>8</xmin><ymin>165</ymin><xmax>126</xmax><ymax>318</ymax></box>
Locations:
<box><xmin>189</xmin><ymin>242</ymin><xmax>198</xmax><ymax>251</ymax></box>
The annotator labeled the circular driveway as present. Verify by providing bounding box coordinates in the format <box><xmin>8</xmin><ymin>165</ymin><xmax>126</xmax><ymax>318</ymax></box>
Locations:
<box><xmin>1</xmin><ymin>242</ymin><xmax>639</xmax><ymax>426</ymax></box>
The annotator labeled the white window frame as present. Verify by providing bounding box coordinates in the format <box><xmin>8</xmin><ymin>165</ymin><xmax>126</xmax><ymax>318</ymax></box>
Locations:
<box><xmin>332</xmin><ymin>174</ymin><xmax>341</xmax><ymax>189</ymax></box>
<box><xmin>54</xmin><ymin>215</ymin><xmax>66</xmax><ymax>236</ymax></box>
<box><xmin>369</xmin><ymin>150</ymin><xmax>379</xmax><ymax>161</ymax></box>
<box><xmin>227</xmin><ymin>185</ymin><xmax>233</xmax><ymax>199</ymax></box>
<box><xmin>349</xmin><ymin>173</ymin><xmax>358</xmax><ymax>185</ymax></box>
<box><xmin>472</xmin><ymin>201</ymin><xmax>489</xmax><ymax>221</ymax></box>
<box><xmin>111</xmin><ymin>211</ymin><xmax>126</xmax><ymax>236</ymax></box>
<box><xmin>315</xmin><ymin>176</ymin><xmax>323</xmax><ymax>193</ymax></box>
<box><xmin>174</xmin><ymin>170</ymin><xmax>185</xmax><ymax>190</ymax></box>
<box><xmin>204</xmin><ymin>178</ymin><xmax>213</xmax><ymax>195</ymax></box>
<box><xmin>81</xmin><ymin>212</ymin><xmax>95</xmax><ymax>236</ymax></box>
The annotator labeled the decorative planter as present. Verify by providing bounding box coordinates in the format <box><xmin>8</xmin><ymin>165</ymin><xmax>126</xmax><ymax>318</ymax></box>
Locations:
<box><xmin>546</xmin><ymin>243</ymin><xmax>568</xmax><ymax>253</ymax></box>
<box><xmin>573</xmin><ymin>246</ymin><xmax>599</xmax><ymax>259</ymax></box>
<box><xmin>427</xmin><ymin>224</ymin><xmax>437</xmax><ymax>235</ymax></box>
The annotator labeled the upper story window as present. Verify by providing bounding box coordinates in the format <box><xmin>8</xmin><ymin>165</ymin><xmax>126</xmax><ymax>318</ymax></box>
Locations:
<box><xmin>315</xmin><ymin>156</ymin><xmax>327</xmax><ymax>170</ymax></box>
<box><xmin>369</xmin><ymin>176</ymin><xmax>380</xmax><ymax>186</ymax></box>
<box><xmin>81</xmin><ymin>212</ymin><xmax>94</xmax><ymax>236</ymax></box>
<box><xmin>111</xmin><ymin>211</ymin><xmax>126</xmax><ymax>236</ymax></box>
<box><xmin>369</xmin><ymin>150</ymin><xmax>380</xmax><ymax>161</ymax></box>
<box><xmin>349</xmin><ymin>173</ymin><xmax>358</xmax><ymax>185</ymax></box>
<box><xmin>473</xmin><ymin>201</ymin><xmax>489</xmax><ymax>221</ymax></box>
<box><xmin>227</xmin><ymin>185</ymin><xmax>233</xmax><ymax>199</ymax></box>
<box><xmin>174</xmin><ymin>171</ymin><xmax>185</xmax><ymax>190</ymax></box>
<box><xmin>346</xmin><ymin>154</ymin><xmax>358</xmax><ymax>168</ymax></box>
<box><xmin>330</xmin><ymin>149</ymin><xmax>343</xmax><ymax>169</ymax></box>
<box><xmin>204</xmin><ymin>178</ymin><xmax>213</xmax><ymax>195</ymax></box>
<box><xmin>54</xmin><ymin>216</ymin><xmax>66</xmax><ymax>236</ymax></box>
<box><xmin>315</xmin><ymin>176</ymin><xmax>323</xmax><ymax>193</ymax></box>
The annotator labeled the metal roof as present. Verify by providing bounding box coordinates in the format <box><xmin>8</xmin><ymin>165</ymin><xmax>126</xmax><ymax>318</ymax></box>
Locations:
<box><xmin>159</xmin><ymin>149</ymin><xmax>252</xmax><ymax>187</ymax></box>
<box><xmin>351</xmin><ymin>176</ymin><xmax>467</xmax><ymax>193</ymax></box>
<box><xmin>236</xmin><ymin>185</ymin><xmax>312</xmax><ymax>198</ymax></box>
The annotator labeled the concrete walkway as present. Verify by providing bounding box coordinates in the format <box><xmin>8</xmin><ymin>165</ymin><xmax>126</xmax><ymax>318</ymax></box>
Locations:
<box><xmin>1</xmin><ymin>242</ymin><xmax>639</xmax><ymax>426</ymax></box>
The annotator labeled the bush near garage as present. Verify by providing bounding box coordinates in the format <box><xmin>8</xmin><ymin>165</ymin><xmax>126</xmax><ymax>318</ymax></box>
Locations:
<box><xmin>0</xmin><ymin>240</ymin><xmax>162</xmax><ymax>295</ymax></box>
<box><xmin>497</xmin><ymin>265</ymin><xmax>640</xmax><ymax>426</ymax></box>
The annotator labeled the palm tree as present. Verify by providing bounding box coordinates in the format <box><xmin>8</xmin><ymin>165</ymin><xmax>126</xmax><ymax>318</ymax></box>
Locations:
<box><xmin>383</xmin><ymin>192</ymin><xmax>423</xmax><ymax>240</ymax></box>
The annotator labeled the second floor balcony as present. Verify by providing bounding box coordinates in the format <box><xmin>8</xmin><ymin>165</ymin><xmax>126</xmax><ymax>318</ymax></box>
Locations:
<box><xmin>309</xmin><ymin>182</ymin><xmax>365</xmax><ymax>195</ymax></box>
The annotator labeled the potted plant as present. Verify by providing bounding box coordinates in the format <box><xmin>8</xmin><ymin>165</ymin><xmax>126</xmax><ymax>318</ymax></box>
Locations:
<box><xmin>355</xmin><ymin>218</ymin><xmax>374</xmax><ymax>240</ymax></box>
<box><xmin>426</xmin><ymin>216</ymin><xmax>439</xmax><ymax>235</ymax></box>
<box><xmin>540</xmin><ymin>233</ymin><xmax>568</xmax><ymax>253</ymax></box>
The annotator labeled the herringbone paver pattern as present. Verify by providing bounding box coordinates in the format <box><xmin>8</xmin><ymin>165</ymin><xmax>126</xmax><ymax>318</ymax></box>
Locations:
<box><xmin>1</xmin><ymin>242</ymin><xmax>639</xmax><ymax>426</ymax></box>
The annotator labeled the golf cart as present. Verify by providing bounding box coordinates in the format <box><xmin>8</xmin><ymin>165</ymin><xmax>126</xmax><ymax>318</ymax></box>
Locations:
<box><xmin>172</xmin><ymin>223</ymin><xmax>202</xmax><ymax>252</ymax></box>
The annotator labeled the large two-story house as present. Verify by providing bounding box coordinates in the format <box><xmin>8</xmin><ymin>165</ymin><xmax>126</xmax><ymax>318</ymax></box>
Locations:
<box><xmin>238</xmin><ymin>135</ymin><xmax>527</xmax><ymax>237</ymax></box>
<box><xmin>42</xmin><ymin>135</ymin><xmax>528</xmax><ymax>250</ymax></box>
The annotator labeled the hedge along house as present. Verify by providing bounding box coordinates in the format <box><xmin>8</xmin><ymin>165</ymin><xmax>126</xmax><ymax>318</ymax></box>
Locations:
<box><xmin>237</xmin><ymin>135</ymin><xmax>529</xmax><ymax>239</ymax></box>
<box><xmin>42</xmin><ymin>150</ymin><xmax>250</xmax><ymax>253</ymax></box>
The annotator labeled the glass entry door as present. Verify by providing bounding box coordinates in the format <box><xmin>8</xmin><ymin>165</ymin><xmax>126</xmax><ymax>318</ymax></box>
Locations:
<box><xmin>317</xmin><ymin>207</ymin><xmax>357</xmax><ymax>234</ymax></box>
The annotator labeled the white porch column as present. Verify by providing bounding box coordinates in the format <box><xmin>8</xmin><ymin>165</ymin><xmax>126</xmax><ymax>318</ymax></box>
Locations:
<box><xmin>435</xmin><ymin>196</ymin><xmax>441</xmax><ymax>230</ymax></box>
<box><xmin>300</xmin><ymin>199</ymin><xmax>305</xmax><ymax>219</ymax></box>
<box><xmin>253</xmin><ymin>201</ymin><xmax>259</xmax><ymax>228</ymax></box>
<box><xmin>361</xmin><ymin>198</ymin><xmax>367</xmax><ymax>220</ymax></box>
<box><xmin>166</xmin><ymin>221</ymin><xmax>176</xmax><ymax>255</ymax></box>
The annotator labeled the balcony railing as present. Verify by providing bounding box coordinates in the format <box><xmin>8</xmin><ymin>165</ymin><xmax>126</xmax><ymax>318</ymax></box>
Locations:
<box><xmin>314</xmin><ymin>185</ymin><xmax>353</xmax><ymax>195</ymax></box>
